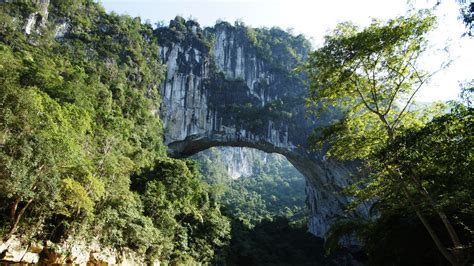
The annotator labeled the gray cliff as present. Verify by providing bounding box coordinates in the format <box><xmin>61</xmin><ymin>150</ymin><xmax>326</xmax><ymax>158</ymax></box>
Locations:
<box><xmin>156</xmin><ymin>17</ymin><xmax>369</xmax><ymax>237</ymax></box>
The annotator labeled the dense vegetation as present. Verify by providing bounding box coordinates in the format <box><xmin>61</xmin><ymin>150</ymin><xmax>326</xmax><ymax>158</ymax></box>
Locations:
<box><xmin>0</xmin><ymin>1</ymin><xmax>230</xmax><ymax>264</ymax></box>
<box><xmin>196</xmin><ymin>148</ymin><xmax>307</xmax><ymax>227</ymax></box>
<box><xmin>305</xmin><ymin>9</ymin><xmax>473</xmax><ymax>266</ymax></box>
<box><xmin>225</xmin><ymin>217</ymin><xmax>335</xmax><ymax>266</ymax></box>
<box><xmin>0</xmin><ymin>1</ymin><xmax>322</xmax><ymax>264</ymax></box>
<box><xmin>195</xmin><ymin>148</ymin><xmax>357</xmax><ymax>265</ymax></box>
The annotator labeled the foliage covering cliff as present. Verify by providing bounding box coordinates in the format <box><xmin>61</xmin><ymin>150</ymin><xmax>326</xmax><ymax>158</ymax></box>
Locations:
<box><xmin>0</xmin><ymin>1</ymin><xmax>230</xmax><ymax>264</ymax></box>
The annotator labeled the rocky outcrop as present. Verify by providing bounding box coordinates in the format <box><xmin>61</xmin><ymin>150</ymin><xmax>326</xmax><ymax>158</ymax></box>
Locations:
<box><xmin>0</xmin><ymin>236</ymin><xmax>159</xmax><ymax>265</ymax></box>
<box><xmin>196</xmin><ymin>147</ymin><xmax>274</xmax><ymax>179</ymax></box>
<box><xmin>156</xmin><ymin>18</ymin><xmax>369</xmax><ymax>238</ymax></box>
<box><xmin>214</xmin><ymin>25</ymin><xmax>270</xmax><ymax>105</ymax></box>
<box><xmin>158</xmin><ymin>37</ymin><xmax>211</xmax><ymax>142</ymax></box>
<box><xmin>221</xmin><ymin>147</ymin><xmax>256</xmax><ymax>179</ymax></box>
<box><xmin>24</xmin><ymin>0</ymin><xmax>50</xmax><ymax>35</ymax></box>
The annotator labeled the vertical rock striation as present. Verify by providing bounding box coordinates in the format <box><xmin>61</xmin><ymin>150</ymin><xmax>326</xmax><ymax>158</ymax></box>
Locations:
<box><xmin>218</xmin><ymin>147</ymin><xmax>257</xmax><ymax>179</ymax></box>
<box><xmin>213</xmin><ymin>24</ymin><xmax>269</xmax><ymax>105</ymax></box>
<box><xmin>159</xmin><ymin>42</ymin><xmax>210</xmax><ymax>142</ymax></box>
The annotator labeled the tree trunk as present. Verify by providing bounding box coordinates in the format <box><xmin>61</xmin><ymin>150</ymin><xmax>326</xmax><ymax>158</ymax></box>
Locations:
<box><xmin>405</xmin><ymin>172</ymin><xmax>466</xmax><ymax>264</ymax></box>
<box><xmin>403</xmin><ymin>188</ymin><xmax>460</xmax><ymax>266</ymax></box>
<box><xmin>418</xmin><ymin>184</ymin><xmax>463</xmax><ymax>248</ymax></box>
<box><xmin>391</xmin><ymin>169</ymin><xmax>464</xmax><ymax>266</ymax></box>
<box><xmin>384</xmin><ymin>133</ymin><xmax>466</xmax><ymax>265</ymax></box>
<box><xmin>2</xmin><ymin>198</ymin><xmax>33</xmax><ymax>242</ymax></box>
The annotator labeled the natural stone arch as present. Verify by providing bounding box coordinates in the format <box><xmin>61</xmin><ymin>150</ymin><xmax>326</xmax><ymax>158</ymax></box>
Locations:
<box><xmin>168</xmin><ymin>131</ymin><xmax>343</xmax><ymax>195</ymax></box>
<box><xmin>166</xmin><ymin>131</ymin><xmax>364</xmax><ymax>237</ymax></box>
<box><xmin>156</xmin><ymin>18</ymin><xmax>369</xmax><ymax>237</ymax></box>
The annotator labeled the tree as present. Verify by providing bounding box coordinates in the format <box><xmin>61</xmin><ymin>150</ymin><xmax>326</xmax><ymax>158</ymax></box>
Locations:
<box><xmin>0</xmin><ymin>45</ymin><xmax>100</xmax><ymax>241</ymax></box>
<box><xmin>376</xmin><ymin>104</ymin><xmax>473</xmax><ymax>261</ymax></box>
<box><xmin>131</xmin><ymin>158</ymin><xmax>231</xmax><ymax>263</ymax></box>
<box><xmin>460</xmin><ymin>0</ymin><xmax>473</xmax><ymax>36</ymax></box>
<box><xmin>325</xmin><ymin>104</ymin><xmax>473</xmax><ymax>265</ymax></box>
<box><xmin>305</xmin><ymin>11</ymin><xmax>469</xmax><ymax>265</ymax></box>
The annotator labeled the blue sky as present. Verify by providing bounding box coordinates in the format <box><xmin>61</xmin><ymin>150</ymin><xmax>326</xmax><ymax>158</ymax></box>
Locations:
<box><xmin>99</xmin><ymin>0</ymin><xmax>474</xmax><ymax>102</ymax></box>
<box><xmin>98</xmin><ymin>0</ymin><xmax>408</xmax><ymax>44</ymax></box>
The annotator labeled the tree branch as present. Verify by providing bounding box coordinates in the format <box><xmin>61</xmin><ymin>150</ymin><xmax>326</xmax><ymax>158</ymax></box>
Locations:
<box><xmin>391</xmin><ymin>60</ymin><xmax>448</xmax><ymax>130</ymax></box>
<box><xmin>383</xmin><ymin>50</ymin><xmax>420</xmax><ymax>116</ymax></box>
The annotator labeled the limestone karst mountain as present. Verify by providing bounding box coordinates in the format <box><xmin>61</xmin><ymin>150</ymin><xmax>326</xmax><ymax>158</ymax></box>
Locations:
<box><xmin>156</xmin><ymin>17</ymin><xmax>369</xmax><ymax>237</ymax></box>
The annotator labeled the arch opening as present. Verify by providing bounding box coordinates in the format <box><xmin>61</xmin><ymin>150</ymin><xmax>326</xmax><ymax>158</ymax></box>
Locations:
<box><xmin>193</xmin><ymin>146</ymin><xmax>307</xmax><ymax>221</ymax></box>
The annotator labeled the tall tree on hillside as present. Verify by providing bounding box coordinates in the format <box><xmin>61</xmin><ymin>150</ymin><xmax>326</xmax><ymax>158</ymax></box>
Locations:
<box><xmin>305</xmin><ymin>11</ymin><xmax>470</xmax><ymax>265</ymax></box>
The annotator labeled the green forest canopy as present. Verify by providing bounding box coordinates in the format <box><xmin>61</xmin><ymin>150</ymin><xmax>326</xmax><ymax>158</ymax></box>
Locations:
<box><xmin>0</xmin><ymin>1</ymin><xmax>230</xmax><ymax>264</ymax></box>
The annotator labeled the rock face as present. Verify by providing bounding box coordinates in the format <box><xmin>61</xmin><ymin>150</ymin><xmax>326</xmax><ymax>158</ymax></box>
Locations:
<box><xmin>213</xmin><ymin>147</ymin><xmax>258</xmax><ymax>179</ymax></box>
<box><xmin>24</xmin><ymin>0</ymin><xmax>50</xmax><ymax>35</ymax></box>
<box><xmin>0</xmin><ymin>236</ymin><xmax>158</xmax><ymax>266</ymax></box>
<box><xmin>196</xmin><ymin>146</ymin><xmax>278</xmax><ymax>179</ymax></box>
<box><xmin>156</xmin><ymin>18</ymin><xmax>369</xmax><ymax>237</ymax></box>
